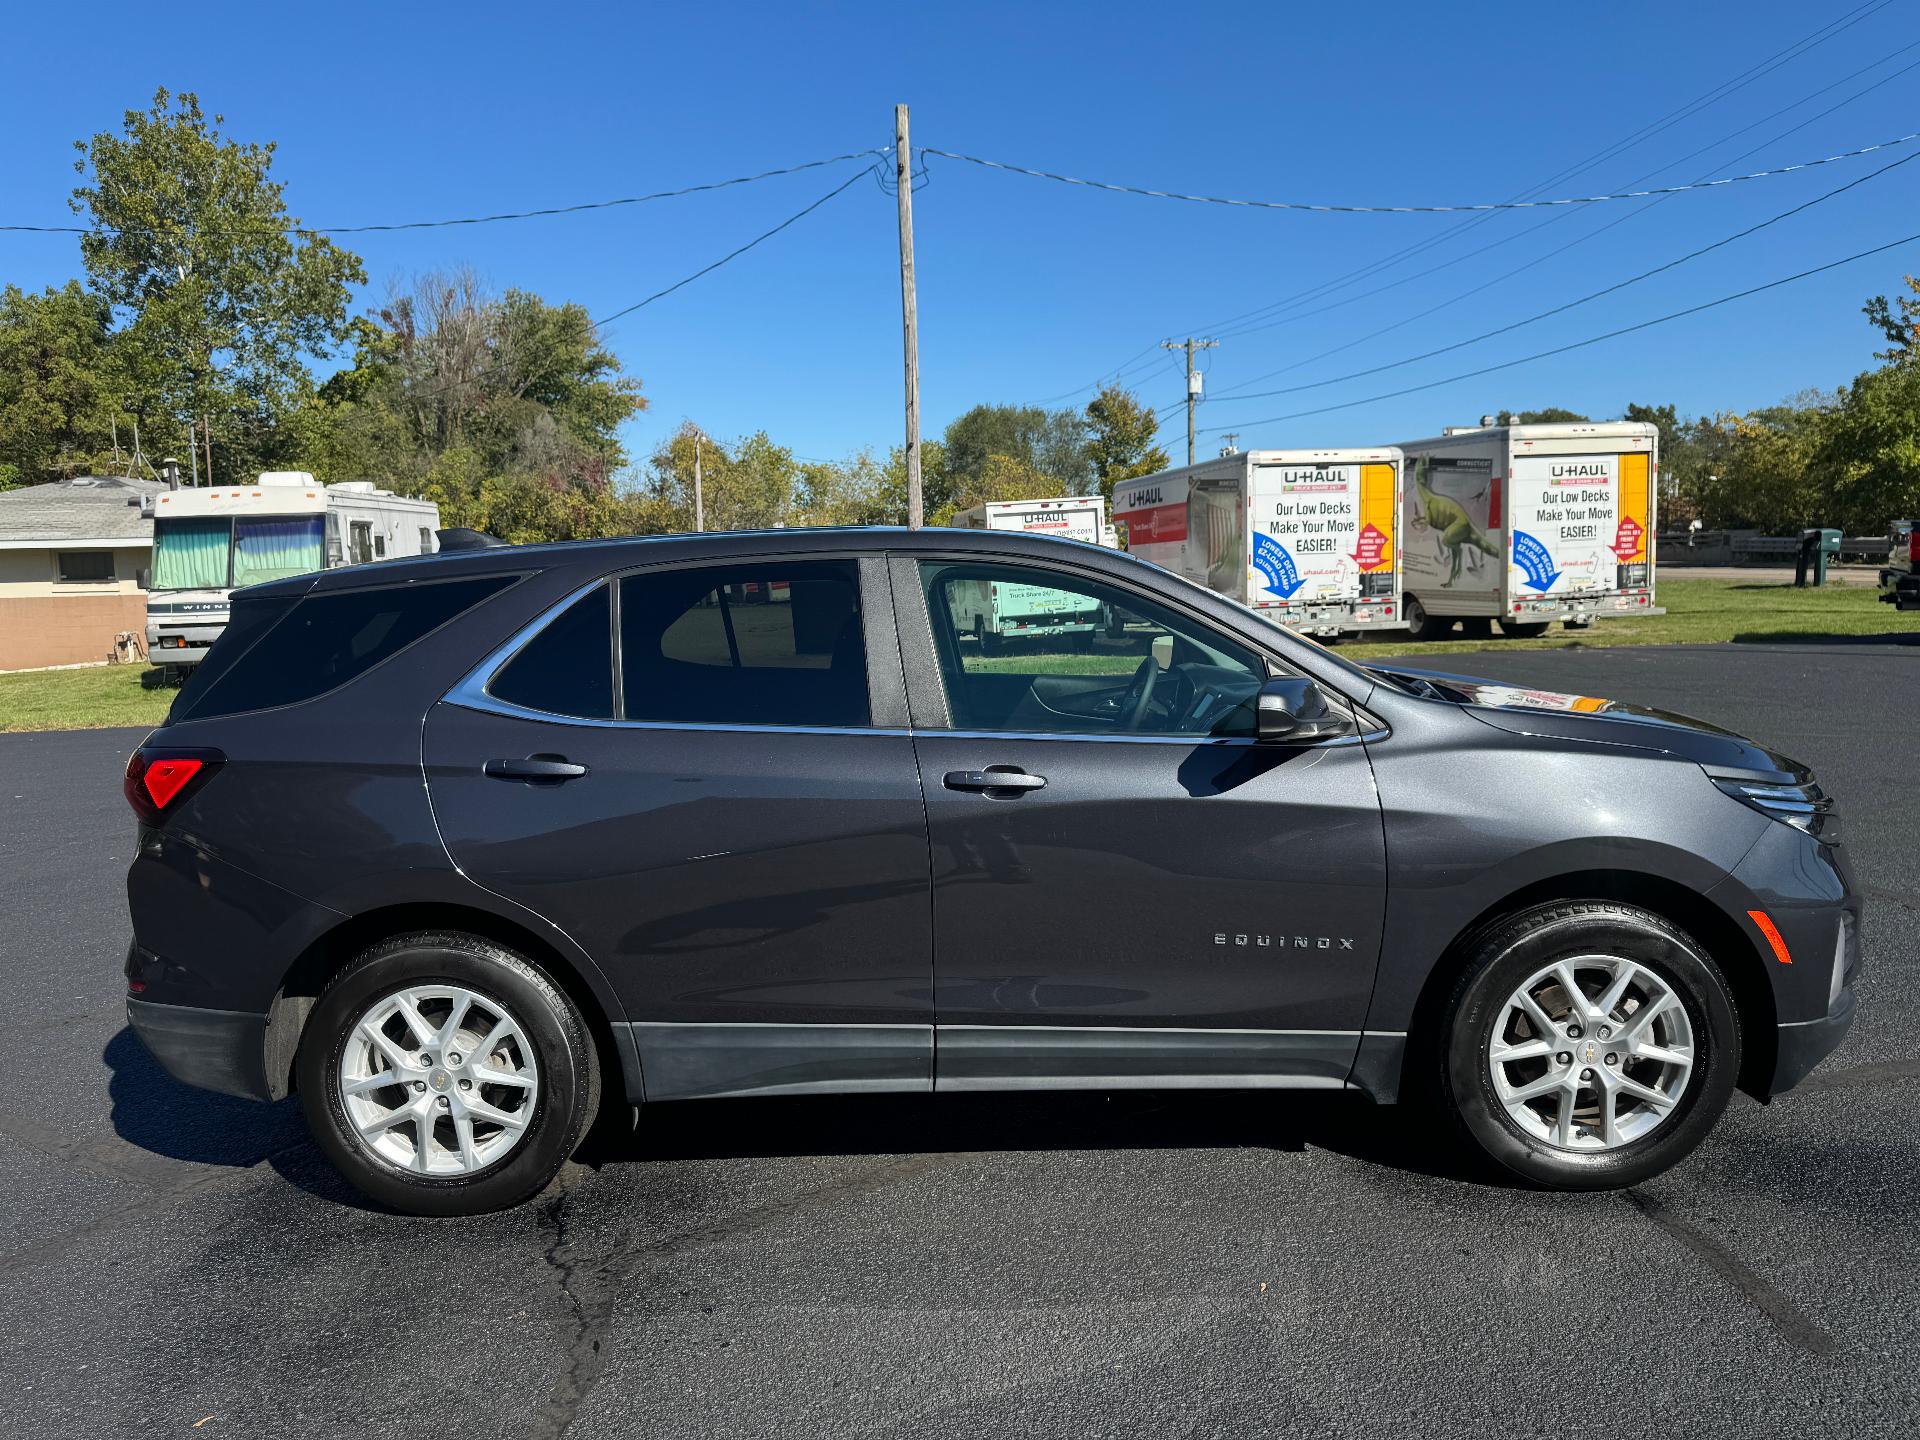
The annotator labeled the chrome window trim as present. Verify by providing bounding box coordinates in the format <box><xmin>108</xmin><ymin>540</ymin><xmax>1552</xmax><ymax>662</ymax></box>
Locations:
<box><xmin>445</xmin><ymin>572</ymin><xmax>1383</xmax><ymax>746</ymax></box>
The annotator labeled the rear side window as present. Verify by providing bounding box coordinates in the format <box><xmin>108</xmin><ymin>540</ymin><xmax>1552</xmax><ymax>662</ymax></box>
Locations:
<box><xmin>176</xmin><ymin>575</ymin><xmax>513</xmax><ymax>721</ymax></box>
<box><xmin>489</xmin><ymin>584</ymin><xmax>614</xmax><ymax>719</ymax></box>
<box><xmin>620</xmin><ymin>562</ymin><xmax>867</xmax><ymax>727</ymax></box>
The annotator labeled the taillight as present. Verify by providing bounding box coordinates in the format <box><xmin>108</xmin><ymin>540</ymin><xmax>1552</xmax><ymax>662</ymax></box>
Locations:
<box><xmin>124</xmin><ymin>748</ymin><xmax>223</xmax><ymax>825</ymax></box>
<box><xmin>1909</xmin><ymin>529</ymin><xmax>1919</xmax><ymax>565</ymax></box>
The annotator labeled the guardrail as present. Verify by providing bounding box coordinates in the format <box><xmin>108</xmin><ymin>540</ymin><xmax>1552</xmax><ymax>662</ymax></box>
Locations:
<box><xmin>1658</xmin><ymin>530</ymin><xmax>1892</xmax><ymax>565</ymax></box>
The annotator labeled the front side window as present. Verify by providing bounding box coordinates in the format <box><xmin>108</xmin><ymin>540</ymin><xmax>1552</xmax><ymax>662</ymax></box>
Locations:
<box><xmin>918</xmin><ymin>560</ymin><xmax>1265</xmax><ymax>738</ymax></box>
<box><xmin>233</xmin><ymin>515</ymin><xmax>325</xmax><ymax>587</ymax></box>
<box><xmin>621</xmin><ymin>561</ymin><xmax>867</xmax><ymax>727</ymax></box>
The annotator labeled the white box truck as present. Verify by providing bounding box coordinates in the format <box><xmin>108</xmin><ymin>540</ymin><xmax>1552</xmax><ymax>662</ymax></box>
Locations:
<box><xmin>1109</xmin><ymin>448</ymin><xmax>1404</xmax><ymax>637</ymax></box>
<box><xmin>945</xmin><ymin>496</ymin><xmax>1112</xmax><ymax>650</ymax></box>
<box><xmin>1397</xmin><ymin>421</ymin><xmax>1661</xmax><ymax>641</ymax></box>
<box><xmin>144</xmin><ymin>473</ymin><xmax>440</xmax><ymax>670</ymax></box>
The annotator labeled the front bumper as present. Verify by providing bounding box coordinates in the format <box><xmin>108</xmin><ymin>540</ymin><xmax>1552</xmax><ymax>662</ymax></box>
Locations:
<box><xmin>1771</xmin><ymin>985</ymin><xmax>1857</xmax><ymax>1095</ymax></box>
<box><xmin>126</xmin><ymin>997</ymin><xmax>272</xmax><ymax>1101</ymax></box>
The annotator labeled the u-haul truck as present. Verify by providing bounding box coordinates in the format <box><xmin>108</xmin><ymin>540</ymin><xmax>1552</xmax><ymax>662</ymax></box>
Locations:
<box><xmin>1110</xmin><ymin>449</ymin><xmax>1403</xmax><ymax>636</ymax></box>
<box><xmin>1396</xmin><ymin>421</ymin><xmax>1661</xmax><ymax>641</ymax></box>
<box><xmin>949</xmin><ymin>495</ymin><xmax>1109</xmax><ymax>546</ymax></box>
<box><xmin>945</xmin><ymin>496</ymin><xmax>1111</xmax><ymax>650</ymax></box>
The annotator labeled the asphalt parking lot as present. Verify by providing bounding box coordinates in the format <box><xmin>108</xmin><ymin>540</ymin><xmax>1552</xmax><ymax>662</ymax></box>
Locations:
<box><xmin>1</xmin><ymin>639</ymin><xmax>1914</xmax><ymax>1439</ymax></box>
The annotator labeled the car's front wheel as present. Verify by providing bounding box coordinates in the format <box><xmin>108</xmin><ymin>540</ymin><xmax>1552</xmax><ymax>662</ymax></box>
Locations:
<box><xmin>1438</xmin><ymin>902</ymin><xmax>1739</xmax><ymax>1189</ymax></box>
<box><xmin>296</xmin><ymin>932</ymin><xmax>599</xmax><ymax>1215</ymax></box>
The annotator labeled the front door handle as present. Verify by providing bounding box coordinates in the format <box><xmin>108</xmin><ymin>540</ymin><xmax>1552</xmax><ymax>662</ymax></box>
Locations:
<box><xmin>944</xmin><ymin>768</ymin><xmax>1046</xmax><ymax>793</ymax></box>
<box><xmin>484</xmin><ymin>755</ymin><xmax>589</xmax><ymax>783</ymax></box>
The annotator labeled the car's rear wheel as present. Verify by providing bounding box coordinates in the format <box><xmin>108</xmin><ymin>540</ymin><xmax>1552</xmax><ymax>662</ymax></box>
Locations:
<box><xmin>1438</xmin><ymin>902</ymin><xmax>1739</xmax><ymax>1189</ymax></box>
<box><xmin>296</xmin><ymin>932</ymin><xmax>599</xmax><ymax>1215</ymax></box>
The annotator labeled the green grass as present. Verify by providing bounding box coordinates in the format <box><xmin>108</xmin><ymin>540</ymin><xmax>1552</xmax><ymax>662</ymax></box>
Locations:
<box><xmin>0</xmin><ymin>665</ymin><xmax>174</xmax><ymax>734</ymax></box>
<box><xmin>1340</xmin><ymin>577</ymin><xmax>1920</xmax><ymax>660</ymax></box>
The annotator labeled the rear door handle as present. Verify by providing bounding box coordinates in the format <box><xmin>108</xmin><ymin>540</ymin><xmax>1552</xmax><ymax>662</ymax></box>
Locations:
<box><xmin>484</xmin><ymin>756</ymin><xmax>589</xmax><ymax>782</ymax></box>
<box><xmin>944</xmin><ymin>768</ymin><xmax>1047</xmax><ymax>793</ymax></box>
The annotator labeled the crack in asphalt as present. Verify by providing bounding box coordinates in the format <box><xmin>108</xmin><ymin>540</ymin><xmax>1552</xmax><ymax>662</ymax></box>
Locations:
<box><xmin>1626</xmin><ymin>1190</ymin><xmax>1838</xmax><ymax>1358</ymax></box>
<box><xmin>1791</xmin><ymin>1058</ymin><xmax>1920</xmax><ymax>1091</ymax></box>
<box><xmin>528</xmin><ymin>1152</ymin><xmax>962</xmax><ymax>1438</ymax></box>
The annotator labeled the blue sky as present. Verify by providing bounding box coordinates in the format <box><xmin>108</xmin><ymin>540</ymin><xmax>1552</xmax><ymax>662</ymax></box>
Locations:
<box><xmin>4</xmin><ymin>1</ymin><xmax>1917</xmax><ymax>471</ymax></box>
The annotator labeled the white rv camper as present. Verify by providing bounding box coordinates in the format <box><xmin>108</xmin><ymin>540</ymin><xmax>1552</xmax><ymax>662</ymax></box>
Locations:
<box><xmin>144</xmin><ymin>473</ymin><xmax>440</xmax><ymax>669</ymax></box>
<box><xmin>1109</xmin><ymin>448</ymin><xmax>1403</xmax><ymax>637</ymax></box>
<box><xmin>1397</xmin><ymin>421</ymin><xmax>1660</xmax><ymax>640</ymax></box>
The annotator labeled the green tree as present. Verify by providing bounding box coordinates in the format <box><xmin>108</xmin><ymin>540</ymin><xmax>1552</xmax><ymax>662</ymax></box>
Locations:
<box><xmin>1862</xmin><ymin>274</ymin><xmax>1920</xmax><ymax>365</ymax></box>
<box><xmin>71</xmin><ymin>88</ymin><xmax>366</xmax><ymax>484</ymax></box>
<box><xmin>1084</xmin><ymin>384</ymin><xmax>1169</xmax><ymax>501</ymax></box>
<box><xmin>942</xmin><ymin>403</ymin><xmax>1090</xmax><ymax>495</ymax></box>
<box><xmin>0</xmin><ymin>281</ymin><xmax>122</xmax><ymax>482</ymax></box>
<box><xmin>1496</xmin><ymin>407</ymin><xmax>1591</xmax><ymax>424</ymax></box>
<box><xmin>1821</xmin><ymin>361</ymin><xmax>1920</xmax><ymax>532</ymax></box>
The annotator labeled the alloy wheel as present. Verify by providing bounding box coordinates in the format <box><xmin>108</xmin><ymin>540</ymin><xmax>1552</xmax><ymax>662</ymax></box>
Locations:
<box><xmin>1486</xmin><ymin>954</ymin><xmax>1695</xmax><ymax>1151</ymax></box>
<box><xmin>338</xmin><ymin>984</ymin><xmax>541</xmax><ymax>1175</ymax></box>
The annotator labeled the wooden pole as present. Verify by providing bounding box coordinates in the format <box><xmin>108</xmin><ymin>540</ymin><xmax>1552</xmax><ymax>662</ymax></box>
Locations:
<box><xmin>693</xmin><ymin>433</ymin><xmax>705</xmax><ymax>532</ymax></box>
<box><xmin>895</xmin><ymin>104</ymin><xmax>923</xmax><ymax>528</ymax></box>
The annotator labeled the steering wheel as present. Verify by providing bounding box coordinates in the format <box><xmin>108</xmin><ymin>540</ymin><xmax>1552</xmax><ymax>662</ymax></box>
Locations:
<box><xmin>1122</xmin><ymin>656</ymin><xmax>1161</xmax><ymax>729</ymax></box>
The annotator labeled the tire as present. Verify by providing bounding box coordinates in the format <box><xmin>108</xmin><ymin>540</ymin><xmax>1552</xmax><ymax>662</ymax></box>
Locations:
<box><xmin>1437</xmin><ymin>902</ymin><xmax>1739</xmax><ymax>1190</ymax></box>
<box><xmin>296</xmin><ymin>931</ymin><xmax>600</xmax><ymax>1216</ymax></box>
<box><xmin>1403</xmin><ymin>595</ymin><xmax>1453</xmax><ymax>642</ymax></box>
<box><xmin>1498</xmin><ymin>619</ymin><xmax>1551</xmax><ymax>638</ymax></box>
<box><xmin>977</xmin><ymin>618</ymin><xmax>1003</xmax><ymax>656</ymax></box>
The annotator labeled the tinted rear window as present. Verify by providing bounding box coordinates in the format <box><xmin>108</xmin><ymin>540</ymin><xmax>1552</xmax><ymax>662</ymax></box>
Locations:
<box><xmin>176</xmin><ymin>575</ymin><xmax>513</xmax><ymax>721</ymax></box>
<box><xmin>619</xmin><ymin>561</ymin><xmax>867</xmax><ymax>727</ymax></box>
<box><xmin>488</xmin><ymin>583</ymin><xmax>614</xmax><ymax>719</ymax></box>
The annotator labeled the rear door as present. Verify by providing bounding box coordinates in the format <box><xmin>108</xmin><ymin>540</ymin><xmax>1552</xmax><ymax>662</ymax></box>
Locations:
<box><xmin>896</xmin><ymin>553</ymin><xmax>1387</xmax><ymax>1091</ymax></box>
<box><xmin>424</xmin><ymin>554</ymin><xmax>934</xmax><ymax>1100</ymax></box>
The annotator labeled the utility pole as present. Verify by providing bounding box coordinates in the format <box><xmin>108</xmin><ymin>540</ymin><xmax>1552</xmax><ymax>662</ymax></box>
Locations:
<box><xmin>1163</xmin><ymin>337</ymin><xmax>1218</xmax><ymax>466</ymax></box>
<box><xmin>894</xmin><ymin>103</ymin><xmax>923</xmax><ymax>527</ymax></box>
<box><xmin>693</xmin><ymin>432</ymin><xmax>706</xmax><ymax>532</ymax></box>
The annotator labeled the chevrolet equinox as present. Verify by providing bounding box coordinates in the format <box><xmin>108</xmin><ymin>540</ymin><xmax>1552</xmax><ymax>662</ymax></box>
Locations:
<box><xmin>123</xmin><ymin>527</ymin><xmax>1860</xmax><ymax>1214</ymax></box>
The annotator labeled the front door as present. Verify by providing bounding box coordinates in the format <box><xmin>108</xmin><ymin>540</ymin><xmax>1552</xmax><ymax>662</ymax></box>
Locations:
<box><xmin>899</xmin><ymin>555</ymin><xmax>1387</xmax><ymax>1091</ymax></box>
<box><xmin>425</xmin><ymin>556</ymin><xmax>933</xmax><ymax>1100</ymax></box>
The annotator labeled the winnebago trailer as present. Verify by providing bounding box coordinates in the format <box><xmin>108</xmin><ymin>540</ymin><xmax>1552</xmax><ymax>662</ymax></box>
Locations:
<box><xmin>144</xmin><ymin>473</ymin><xmax>440</xmax><ymax>670</ymax></box>
<box><xmin>1110</xmin><ymin>449</ymin><xmax>1403</xmax><ymax>637</ymax></box>
<box><xmin>1397</xmin><ymin>421</ymin><xmax>1660</xmax><ymax>641</ymax></box>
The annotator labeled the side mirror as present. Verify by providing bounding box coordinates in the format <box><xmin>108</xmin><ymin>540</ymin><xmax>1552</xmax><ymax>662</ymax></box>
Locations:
<box><xmin>1256</xmin><ymin>676</ymin><xmax>1353</xmax><ymax>744</ymax></box>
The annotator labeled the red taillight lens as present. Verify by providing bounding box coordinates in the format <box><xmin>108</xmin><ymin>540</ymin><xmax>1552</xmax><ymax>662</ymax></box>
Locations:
<box><xmin>124</xmin><ymin>749</ymin><xmax>221</xmax><ymax>825</ymax></box>
<box><xmin>1909</xmin><ymin>529</ymin><xmax>1919</xmax><ymax>565</ymax></box>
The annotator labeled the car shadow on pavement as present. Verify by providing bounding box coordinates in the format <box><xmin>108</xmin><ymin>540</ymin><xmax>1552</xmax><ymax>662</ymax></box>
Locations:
<box><xmin>101</xmin><ymin>1025</ymin><xmax>369</xmax><ymax>1207</ymax></box>
<box><xmin>598</xmin><ymin>1088</ymin><xmax>1514</xmax><ymax>1189</ymax></box>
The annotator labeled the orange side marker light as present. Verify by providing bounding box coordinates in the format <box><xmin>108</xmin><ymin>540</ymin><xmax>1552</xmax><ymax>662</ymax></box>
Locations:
<box><xmin>1748</xmin><ymin>910</ymin><xmax>1792</xmax><ymax>964</ymax></box>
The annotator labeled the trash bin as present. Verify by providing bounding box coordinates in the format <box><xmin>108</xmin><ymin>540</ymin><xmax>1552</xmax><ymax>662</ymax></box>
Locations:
<box><xmin>1796</xmin><ymin>527</ymin><xmax>1842</xmax><ymax>586</ymax></box>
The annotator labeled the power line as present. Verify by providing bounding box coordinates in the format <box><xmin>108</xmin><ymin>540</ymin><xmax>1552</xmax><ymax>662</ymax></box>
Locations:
<box><xmin>1185</xmin><ymin>1</ymin><xmax>1899</xmax><ymax>339</ymax></box>
<box><xmin>1042</xmin><ymin>2</ymin><xmax>1897</xmax><ymax>398</ymax></box>
<box><xmin>0</xmin><ymin>149</ymin><xmax>887</xmax><ymax>237</ymax></box>
<box><xmin>1203</xmin><ymin>144</ymin><xmax>1920</xmax><ymax>407</ymax></box>
<box><xmin>917</xmin><ymin>130</ymin><xmax>1919</xmax><ymax>216</ymax></box>
<box><xmin>593</xmin><ymin>164</ymin><xmax>876</xmax><ymax>329</ymax></box>
<box><xmin>1197</xmin><ymin>227</ymin><xmax>1920</xmax><ymax>433</ymax></box>
<box><xmin>1206</xmin><ymin>42</ymin><xmax>1920</xmax><ymax>371</ymax></box>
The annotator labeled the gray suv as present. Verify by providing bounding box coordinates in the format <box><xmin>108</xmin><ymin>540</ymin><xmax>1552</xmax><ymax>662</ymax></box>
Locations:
<box><xmin>123</xmin><ymin>527</ymin><xmax>1860</xmax><ymax>1214</ymax></box>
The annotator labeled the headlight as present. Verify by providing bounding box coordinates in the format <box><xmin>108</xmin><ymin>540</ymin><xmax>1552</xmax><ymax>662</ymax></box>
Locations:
<box><xmin>1708</xmin><ymin>771</ymin><xmax>1837</xmax><ymax>843</ymax></box>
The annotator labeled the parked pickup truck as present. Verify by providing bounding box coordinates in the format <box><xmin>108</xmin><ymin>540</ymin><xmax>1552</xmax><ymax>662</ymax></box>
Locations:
<box><xmin>1880</xmin><ymin>520</ymin><xmax>1918</xmax><ymax>611</ymax></box>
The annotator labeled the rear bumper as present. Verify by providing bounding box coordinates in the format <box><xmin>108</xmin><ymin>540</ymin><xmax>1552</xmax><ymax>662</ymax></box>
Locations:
<box><xmin>1769</xmin><ymin>985</ymin><xmax>1857</xmax><ymax>1096</ymax></box>
<box><xmin>126</xmin><ymin>996</ymin><xmax>272</xmax><ymax>1101</ymax></box>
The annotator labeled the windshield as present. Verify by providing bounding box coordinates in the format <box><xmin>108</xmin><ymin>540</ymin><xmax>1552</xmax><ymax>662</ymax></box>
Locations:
<box><xmin>234</xmin><ymin>515</ymin><xmax>325</xmax><ymax>585</ymax></box>
<box><xmin>151</xmin><ymin>517</ymin><xmax>230</xmax><ymax>590</ymax></box>
<box><xmin>151</xmin><ymin>513</ymin><xmax>327</xmax><ymax>591</ymax></box>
